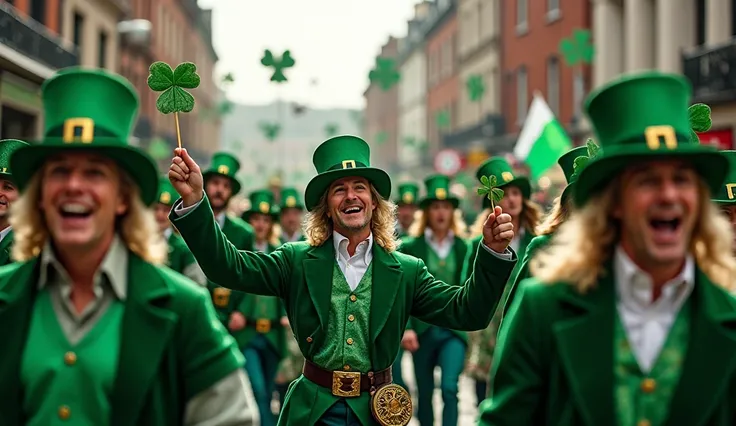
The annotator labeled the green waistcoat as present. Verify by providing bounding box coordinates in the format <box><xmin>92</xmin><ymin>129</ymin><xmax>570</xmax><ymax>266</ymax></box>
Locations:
<box><xmin>312</xmin><ymin>263</ymin><xmax>373</xmax><ymax>372</ymax></box>
<box><xmin>614</xmin><ymin>301</ymin><xmax>690</xmax><ymax>426</ymax></box>
<box><xmin>0</xmin><ymin>229</ymin><xmax>14</xmax><ymax>265</ymax></box>
<box><xmin>21</xmin><ymin>290</ymin><xmax>124</xmax><ymax>426</ymax></box>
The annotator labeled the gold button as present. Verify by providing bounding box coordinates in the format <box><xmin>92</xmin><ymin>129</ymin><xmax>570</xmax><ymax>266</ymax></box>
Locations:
<box><xmin>347</xmin><ymin>338</ymin><xmax>354</xmax><ymax>345</ymax></box>
<box><xmin>348</xmin><ymin>314</ymin><xmax>355</xmax><ymax>322</ymax></box>
<box><xmin>344</xmin><ymin>364</ymin><xmax>351</xmax><ymax>371</ymax></box>
<box><xmin>306</xmin><ymin>337</ymin><xmax>313</xmax><ymax>343</ymax></box>
<box><xmin>640</xmin><ymin>378</ymin><xmax>656</xmax><ymax>393</ymax></box>
<box><xmin>58</xmin><ymin>405</ymin><xmax>71</xmax><ymax>420</ymax></box>
<box><xmin>637</xmin><ymin>420</ymin><xmax>651</xmax><ymax>426</ymax></box>
<box><xmin>350</xmin><ymin>295</ymin><xmax>357</xmax><ymax>302</ymax></box>
<box><xmin>64</xmin><ymin>352</ymin><xmax>76</xmax><ymax>366</ymax></box>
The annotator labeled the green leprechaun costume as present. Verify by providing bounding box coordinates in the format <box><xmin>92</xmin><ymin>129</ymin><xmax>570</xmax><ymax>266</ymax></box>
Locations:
<box><xmin>0</xmin><ymin>68</ymin><xmax>247</xmax><ymax>425</ymax></box>
<box><xmin>170</xmin><ymin>134</ymin><xmax>517</xmax><ymax>426</ymax></box>
<box><xmin>156</xmin><ymin>176</ymin><xmax>203</xmax><ymax>282</ymax></box>
<box><xmin>711</xmin><ymin>150</ymin><xmax>736</xmax><ymax>254</ymax></box>
<box><xmin>0</xmin><ymin>139</ymin><xmax>29</xmax><ymax>265</ymax></box>
<box><xmin>479</xmin><ymin>72</ymin><xmax>736</xmax><ymax>426</ymax></box>
<box><xmin>394</xmin><ymin>182</ymin><xmax>419</xmax><ymax>239</ymax></box>
<box><xmin>279</xmin><ymin>187</ymin><xmax>306</xmax><ymax>243</ymax></box>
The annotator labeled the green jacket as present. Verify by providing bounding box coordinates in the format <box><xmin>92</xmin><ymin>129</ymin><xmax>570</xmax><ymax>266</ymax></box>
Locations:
<box><xmin>0</xmin><ymin>253</ymin><xmax>243</xmax><ymax>426</ymax></box>
<box><xmin>479</xmin><ymin>266</ymin><xmax>736</xmax><ymax>426</ymax></box>
<box><xmin>166</xmin><ymin>232</ymin><xmax>196</xmax><ymax>274</ymax></box>
<box><xmin>500</xmin><ymin>233</ymin><xmax>552</xmax><ymax>318</ymax></box>
<box><xmin>0</xmin><ymin>229</ymin><xmax>14</xmax><ymax>266</ymax></box>
<box><xmin>171</xmin><ymin>196</ymin><xmax>517</xmax><ymax>426</ymax></box>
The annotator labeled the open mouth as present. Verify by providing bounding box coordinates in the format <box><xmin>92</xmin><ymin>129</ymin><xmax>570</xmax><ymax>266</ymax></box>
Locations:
<box><xmin>648</xmin><ymin>216</ymin><xmax>681</xmax><ymax>243</ymax></box>
<box><xmin>59</xmin><ymin>203</ymin><xmax>93</xmax><ymax>220</ymax></box>
<box><xmin>342</xmin><ymin>205</ymin><xmax>363</xmax><ymax>216</ymax></box>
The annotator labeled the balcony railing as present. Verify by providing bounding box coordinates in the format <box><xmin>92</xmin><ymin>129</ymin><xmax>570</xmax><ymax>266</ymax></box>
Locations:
<box><xmin>682</xmin><ymin>42</ymin><xmax>736</xmax><ymax>104</ymax></box>
<box><xmin>0</xmin><ymin>2</ymin><xmax>78</xmax><ymax>70</ymax></box>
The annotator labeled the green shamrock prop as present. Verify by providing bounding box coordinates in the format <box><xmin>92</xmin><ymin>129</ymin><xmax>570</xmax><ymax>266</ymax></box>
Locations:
<box><xmin>688</xmin><ymin>103</ymin><xmax>712</xmax><ymax>143</ymax></box>
<box><xmin>571</xmin><ymin>139</ymin><xmax>601</xmax><ymax>179</ymax></box>
<box><xmin>559</xmin><ymin>28</ymin><xmax>595</xmax><ymax>66</ymax></box>
<box><xmin>259</xmin><ymin>122</ymin><xmax>281</xmax><ymax>142</ymax></box>
<box><xmin>368</xmin><ymin>57</ymin><xmax>400</xmax><ymax>91</ymax></box>
<box><xmin>261</xmin><ymin>49</ymin><xmax>296</xmax><ymax>83</ymax></box>
<box><xmin>147</xmin><ymin>137</ymin><xmax>170</xmax><ymax>161</ymax></box>
<box><xmin>324</xmin><ymin>123</ymin><xmax>339</xmax><ymax>137</ymax></box>
<box><xmin>375</xmin><ymin>131</ymin><xmax>388</xmax><ymax>145</ymax></box>
<box><xmin>148</xmin><ymin>61</ymin><xmax>201</xmax><ymax>149</ymax></box>
<box><xmin>466</xmin><ymin>74</ymin><xmax>485</xmax><ymax>102</ymax></box>
<box><xmin>477</xmin><ymin>175</ymin><xmax>505</xmax><ymax>209</ymax></box>
<box><xmin>436</xmin><ymin>110</ymin><xmax>450</xmax><ymax>130</ymax></box>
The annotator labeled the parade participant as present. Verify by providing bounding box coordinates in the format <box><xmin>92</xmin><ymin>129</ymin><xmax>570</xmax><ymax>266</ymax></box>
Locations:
<box><xmin>168</xmin><ymin>134</ymin><xmax>517</xmax><ymax>426</ymax></box>
<box><xmin>0</xmin><ymin>139</ymin><xmax>29</xmax><ymax>265</ymax></box>
<box><xmin>238</xmin><ymin>189</ymin><xmax>288</xmax><ymax>426</ymax></box>
<box><xmin>279</xmin><ymin>187</ymin><xmax>306</xmax><ymax>243</ymax></box>
<box><xmin>399</xmin><ymin>174</ymin><xmax>469</xmax><ymax>426</ymax></box>
<box><xmin>464</xmin><ymin>156</ymin><xmax>540</xmax><ymax>404</ymax></box>
<box><xmin>479</xmin><ymin>72</ymin><xmax>736</xmax><ymax>426</ymax></box>
<box><xmin>712</xmin><ymin>150</ymin><xmax>736</xmax><ymax>255</ymax></box>
<box><xmin>395</xmin><ymin>182</ymin><xmax>419</xmax><ymax>238</ymax></box>
<box><xmin>0</xmin><ymin>68</ymin><xmax>255</xmax><ymax>425</ymax></box>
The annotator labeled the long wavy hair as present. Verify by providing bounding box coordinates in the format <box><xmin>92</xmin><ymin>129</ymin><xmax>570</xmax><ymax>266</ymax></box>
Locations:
<box><xmin>535</xmin><ymin>195</ymin><xmax>573</xmax><ymax>236</ymax></box>
<box><xmin>408</xmin><ymin>205</ymin><xmax>468</xmax><ymax>239</ymax></box>
<box><xmin>11</xmin><ymin>168</ymin><xmax>168</xmax><ymax>264</ymax></box>
<box><xmin>470</xmin><ymin>198</ymin><xmax>542</xmax><ymax>239</ymax></box>
<box><xmin>531</xmin><ymin>178</ymin><xmax>736</xmax><ymax>293</ymax></box>
<box><xmin>303</xmin><ymin>184</ymin><xmax>400</xmax><ymax>252</ymax></box>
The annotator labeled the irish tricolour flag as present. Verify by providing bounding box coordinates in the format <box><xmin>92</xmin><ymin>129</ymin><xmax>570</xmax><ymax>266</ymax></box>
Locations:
<box><xmin>514</xmin><ymin>93</ymin><xmax>573</xmax><ymax>179</ymax></box>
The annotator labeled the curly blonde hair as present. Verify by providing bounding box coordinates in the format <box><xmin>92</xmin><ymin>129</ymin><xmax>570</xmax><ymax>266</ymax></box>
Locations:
<box><xmin>531</xmin><ymin>178</ymin><xmax>736</xmax><ymax>293</ymax></box>
<box><xmin>408</xmin><ymin>205</ymin><xmax>468</xmax><ymax>239</ymax></box>
<box><xmin>534</xmin><ymin>196</ymin><xmax>573</xmax><ymax>236</ymax></box>
<box><xmin>470</xmin><ymin>199</ymin><xmax>541</xmax><ymax>239</ymax></box>
<box><xmin>304</xmin><ymin>184</ymin><xmax>399</xmax><ymax>252</ymax></box>
<box><xmin>11</xmin><ymin>167</ymin><xmax>168</xmax><ymax>264</ymax></box>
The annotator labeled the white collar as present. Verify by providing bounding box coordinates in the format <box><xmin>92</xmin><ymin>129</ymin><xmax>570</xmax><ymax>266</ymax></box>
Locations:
<box><xmin>332</xmin><ymin>231</ymin><xmax>373</xmax><ymax>265</ymax></box>
<box><xmin>424</xmin><ymin>228</ymin><xmax>454</xmax><ymax>244</ymax></box>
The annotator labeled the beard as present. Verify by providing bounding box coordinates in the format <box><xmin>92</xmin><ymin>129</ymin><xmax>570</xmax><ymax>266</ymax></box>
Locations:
<box><xmin>335</xmin><ymin>208</ymin><xmax>372</xmax><ymax>232</ymax></box>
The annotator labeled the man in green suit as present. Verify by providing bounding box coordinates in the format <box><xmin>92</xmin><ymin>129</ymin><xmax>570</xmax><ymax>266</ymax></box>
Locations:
<box><xmin>394</xmin><ymin>182</ymin><xmax>419</xmax><ymax>238</ymax></box>
<box><xmin>479</xmin><ymin>72</ymin><xmax>736</xmax><ymax>426</ymax></box>
<box><xmin>0</xmin><ymin>139</ymin><xmax>29</xmax><ymax>265</ymax></box>
<box><xmin>0</xmin><ymin>67</ymin><xmax>254</xmax><ymax>425</ymax></box>
<box><xmin>168</xmin><ymin>134</ymin><xmax>517</xmax><ymax>426</ymax></box>
<box><xmin>279</xmin><ymin>187</ymin><xmax>306</xmax><ymax>243</ymax></box>
<box><xmin>712</xmin><ymin>150</ymin><xmax>736</xmax><ymax>255</ymax></box>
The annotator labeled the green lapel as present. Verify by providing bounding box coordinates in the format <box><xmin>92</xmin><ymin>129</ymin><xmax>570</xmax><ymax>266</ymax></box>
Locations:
<box><xmin>369</xmin><ymin>246</ymin><xmax>403</xmax><ymax>344</ymax></box>
<box><xmin>303</xmin><ymin>242</ymin><xmax>334</xmax><ymax>332</ymax></box>
<box><xmin>664</xmin><ymin>270</ymin><xmax>736</xmax><ymax>426</ymax></box>
<box><xmin>552</xmin><ymin>267</ymin><xmax>616</xmax><ymax>426</ymax></box>
<box><xmin>110</xmin><ymin>255</ymin><xmax>178</xmax><ymax>426</ymax></box>
<box><xmin>0</xmin><ymin>229</ymin><xmax>14</xmax><ymax>265</ymax></box>
<box><xmin>410</xmin><ymin>235</ymin><xmax>429</xmax><ymax>260</ymax></box>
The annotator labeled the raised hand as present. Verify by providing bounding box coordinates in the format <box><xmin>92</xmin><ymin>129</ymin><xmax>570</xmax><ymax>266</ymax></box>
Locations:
<box><xmin>482</xmin><ymin>206</ymin><xmax>514</xmax><ymax>253</ymax></box>
<box><xmin>168</xmin><ymin>148</ymin><xmax>204</xmax><ymax>207</ymax></box>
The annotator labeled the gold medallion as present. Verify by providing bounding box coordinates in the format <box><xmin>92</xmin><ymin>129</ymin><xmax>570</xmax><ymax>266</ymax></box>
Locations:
<box><xmin>370</xmin><ymin>383</ymin><xmax>413</xmax><ymax>426</ymax></box>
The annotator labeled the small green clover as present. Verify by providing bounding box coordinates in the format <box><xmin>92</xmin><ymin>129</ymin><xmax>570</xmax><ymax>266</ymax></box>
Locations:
<box><xmin>688</xmin><ymin>103</ymin><xmax>712</xmax><ymax>143</ymax></box>
<box><xmin>466</xmin><ymin>74</ymin><xmax>485</xmax><ymax>102</ymax></box>
<box><xmin>222</xmin><ymin>73</ymin><xmax>235</xmax><ymax>84</ymax></box>
<box><xmin>436</xmin><ymin>110</ymin><xmax>451</xmax><ymax>130</ymax></box>
<box><xmin>477</xmin><ymin>175</ymin><xmax>505</xmax><ymax>209</ymax></box>
<box><xmin>369</xmin><ymin>57</ymin><xmax>400</xmax><ymax>91</ymax></box>
<box><xmin>259</xmin><ymin>122</ymin><xmax>281</xmax><ymax>142</ymax></box>
<box><xmin>324</xmin><ymin>123</ymin><xmax>339</xmax><ymax>137</ymax></box>
<box><xmin>559</xmin><ymin>28</ymin><xmax>595</xmax><ymax>66</ymax></box>
<box><xmin>148</xmin><ymin>62</ymin><xmax>200</xmax><ymax>114</ymax></box>
<box><xmin>261</xmin><ymin>49</ymin><xmax>296</xmax><ymax>83</ymax></box>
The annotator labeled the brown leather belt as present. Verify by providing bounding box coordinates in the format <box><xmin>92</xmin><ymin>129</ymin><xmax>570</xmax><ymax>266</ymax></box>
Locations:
<box><xmin>245</xmin><ymin>318</ymin><xmax>279</xmax><ymax>333</ymax></box>
<box><xmin>302</xmin><ymin>359</ymin><xmax>393</xmax><ymax>397</ymax></box>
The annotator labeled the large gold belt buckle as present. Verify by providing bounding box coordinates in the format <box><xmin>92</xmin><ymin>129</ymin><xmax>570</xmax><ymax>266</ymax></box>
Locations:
<box><xmin>212</xmin><ymin>287</ymin><xmax>231</xmax><ymax>307</ymax></box>
<box><xmin>370</xmin><ymin>383</ymin><xmax>413</xmax><ymax>426</ymax></box>
<box><xmin>255</xmin><ymin>319</ymin><xmax>271</xmax><ymax>333</ymax></box>
<box><xmin>331</xmin><ymin>371</ymin><xmax>361</xmax><ymax>397</ymax></box>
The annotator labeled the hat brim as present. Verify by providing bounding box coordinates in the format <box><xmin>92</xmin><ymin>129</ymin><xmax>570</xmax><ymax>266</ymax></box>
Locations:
<box><xmin>420</xmin><ymin>197</ymin><xmax>460</xmax><ymax>209</ymax></box>
<box><xmin>280</xmin><ymin>204</ymin><xmax>304</xmax><ymax>212</ymax></box>
<box><xmin>203</xmin><ymin>171</ymin><xmax>242</xmax><ymax>196</ymax></box>
<box><xmin>10</xmin><ymin>140</ymin><xmax>159</xmax><ymax>206</ymax></box>
<box><xmin>573</xmin><ymin>144</ymin><xmax>728</xmax><ymax>207</ymax></box>
<box><xmin>304</xmin><ymin>167</ymin><xmax>391</xmax><ymax>211</ymax></box>
<box><xmin>481</xmin><ymin>177</ymin><xmax>531</xmax><ymax>208</ymax></box>
<box><xmin>560</xmin><ymin>181</ymin><xmax>576</xmax><ymax>205</ymax></box>
<box><xmin>242</xmin><ymin>210</ymin><xmax>280</xmax><ymax>222</ymax></box>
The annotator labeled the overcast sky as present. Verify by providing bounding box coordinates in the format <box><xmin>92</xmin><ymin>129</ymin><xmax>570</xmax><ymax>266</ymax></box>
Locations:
<box><xmin>199</xmin><ymin>0</ymin><xmax>418</xmax><ymax>109</ymax></box>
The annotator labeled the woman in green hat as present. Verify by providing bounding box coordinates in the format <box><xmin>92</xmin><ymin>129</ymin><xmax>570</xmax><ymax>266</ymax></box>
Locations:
<box><xmin>712</xmin><ymin>150</ymin><xmax>736</xmax><ymax>255</ymax></box>
<box><xmin>279</xmin><ymin>187</ymin><xmax>306</xmax><ymax>243</ymax></box>
<box><xmin>0</xmin><ymin>139</ymin><xmax>29</xmax><ymax>265</ymax></box>
<box><xmin>394</xmin><ymin>182</ymin><xmax>420</xmax><ymax>238</ymax></box>
<box><xmin>0</xmin><ymin>68</ymin><xmax>254</xmax><ymax>425</ymax></box>
<box><xmin>480</xmin><ymin>72</ymin><xmax>736</xmax><ymax>425</ymax></box>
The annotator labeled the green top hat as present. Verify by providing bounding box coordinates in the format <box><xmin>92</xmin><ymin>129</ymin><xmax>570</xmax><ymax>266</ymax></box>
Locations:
<box><xmin>202</xmin><ymin>152</ymin><xmax>242</xmax><ymax>195</ymax></box>
<box><xmin>304</xmin><ymin>135</ymin><xmax>391</xmax><ymax>211</ymax></box>
<box><xmin>574</xmin><ymin>72</ymin><xmax>728</xmax><ymax>206</ymax></box>
<box><xmin>157</xmin><ymin>177</ymin><xmax>177</xmax><ymax>206</ymax></box>
<box><xmin>396</xmin><ymin>182</ymin><xmax>419</xmax><ymax>206</ymax></box>
<box><xmin>420</xmin><ymin>174</ymin><xmax>459</xmax><ymax>209</ymax></box>
<box><xmin>0</xmin><ymin>139</ymin><xmax>30</xmax><ymax>182</ymax></box>
<box><xmin>558</xmin><ymin>145</ymin><xmax>589</xmax><ymax>203</ymax></box>
<box><xmin>10</xmin><ymin>68</ymin><xmax>159</xmax><ymax>205</ymax></box>
<box><xmin>712</xmin><ymin>150</ymin><xmax>736</xmax><ymax>205</ymax></box>
<box><xmin>475</xmin><ymin>157</ymin><xmax>531</xmax><ymax>208</ymax></box>
<box><xmin>280</xmin><ymin>187</ymin><xmax>304</xmax><ymax>210</ymax></box>
<box><xmin>242</xmin><ymin>189</ymin><xmax>279</xmax><ymax>221</ymax></box>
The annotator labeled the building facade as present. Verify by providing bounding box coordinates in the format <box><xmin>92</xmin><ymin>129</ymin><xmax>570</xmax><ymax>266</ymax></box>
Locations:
<box><xmin>60</xmin><ymin>0</ymin><xmax>126</xmax><ymax>71</ymax></box>
<box><xmin>0</xmin><ymin>0</ymin><xmax>78</xmax><ymax>139</ymax></box>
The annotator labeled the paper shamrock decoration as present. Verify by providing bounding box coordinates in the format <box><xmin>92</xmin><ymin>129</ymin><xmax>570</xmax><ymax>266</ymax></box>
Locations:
<box><xmin>324</xmin><ymin>123</ymin><xmax>339</xmax><ymax>137</ymax></box>
<box><xmin>148</xmin><ymin>61</ymin><xmax>201</xmax><ymax>149</ymax></box>
<box><xmin>375</xmin><ymin>131</ymin><xmax>388</xmax><ymax>145</ymax></box>
<box><xmin>466</xmin><ymin>74</ymin><xmax>485</xmax><ymax>102</ymax></box>
<box><xmin>559</xmin><ymin>29</ymin><xmax>595</xmax><ymax>66</ymax></box>
<box><xmin>147</xmin><ymin>137</ymin><xmax>170</xmax><ymax>161</ymax></box>
<box><xmin>688</xmin><ymin>103</ymin><xmax>712</xmax><ymax>143</ymax></box>
<box><xmin>436</xmin><ymin>110</ymin><xmax>451</xmax><ymax>130</ymax></box>
<box><xmin>259</xmin><ymin>122</ymin><xmax>281</xmax><ymax>142</ymax></box>
<box><xmin>572</xmin><ymin>139</ymin><xmax>600</xmax><ymax>178</ymax></box>
<box><xmin>261</xmin><ymin>49</ymin><xmax>295</xmax><ymax>83</ymax></box>
<box><xmin>477</xmin><ymin>175</ymin><xmax>505</xmax><ymax>209</ymax></box>
<box><xmin>368</xmin><ymin>57</ymin><xmax>400</xmax><ymax>91</ymax></box>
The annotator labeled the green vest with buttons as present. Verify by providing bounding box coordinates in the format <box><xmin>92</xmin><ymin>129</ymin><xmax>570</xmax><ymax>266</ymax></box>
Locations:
<box><xmin>614</xmin><ymin>300</ymin><xmax>691</xmax><ymax>426</ymax></box>
<box><xmin>21</xmin><ymin>290</ymin><xmax>124</xmax><ymax>425</ymax></box>
<box><xmin>312</xmin><ymin>263</ymin><xmax>373</xmax><ymax>372</ymax></box>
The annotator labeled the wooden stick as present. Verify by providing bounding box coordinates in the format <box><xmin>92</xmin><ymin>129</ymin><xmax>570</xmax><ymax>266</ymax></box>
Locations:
<box><xmin>174</xmin><ymin>112</ymin><xmax>182</xmax><ymax>149</ymax></box>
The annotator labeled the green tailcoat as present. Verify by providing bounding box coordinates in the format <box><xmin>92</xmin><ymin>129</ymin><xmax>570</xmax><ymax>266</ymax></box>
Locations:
<box><xmin>0</xmin><ymin>229</ymin><xmax>14</xmax><ymax>266</ymax></box>
<box><xmin>0</xmin><ymin>253</ymin><xmax>243</xmax><ymax>426</ymax></box>
<box><xmin>479</xmin><ymin>267</ymin><xmax>736</xmax><ymax>426</ymax></box>
<box><xmin>166</xmin><ymin>232</ymin><xmax>196</xmax><ymax>274</ymax></box>
<box><xmin>170</xmin><ymin>196</ymin><xmax>517</xmax><ymax>425</ymax></box>
<box><xmin>500</xmin><ymin>233</ymin><xmax>552</xmax><ymax>317</ymax></box>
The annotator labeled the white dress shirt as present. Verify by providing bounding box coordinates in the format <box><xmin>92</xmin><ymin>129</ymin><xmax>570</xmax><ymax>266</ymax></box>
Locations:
<box><xmin>333</xmin><ymin>231</ymin><xmax>372</xmax><ymax>291</ymax></box>
<box><xmin>424</xmin><ymin>228</ymin><xmax>455</xmax><ymax>259</ymax></box>
<box><xmin>614</xmin><ymin>246</ymin><xmax>694</xmax><ymax>372</ymax></box>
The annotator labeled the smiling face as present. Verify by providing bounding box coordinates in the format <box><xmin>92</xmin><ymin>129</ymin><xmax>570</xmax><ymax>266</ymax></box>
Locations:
<box><xmin>205</xmin><ymin>175</ymin><xmax>233</xmax><ymax>212</ymax></box>
<box><xmin>0</xmin><ymin>177</ymin><xmax>18</xmax><ymax>228</ymax></box>
<box><xmin>426</xmin><ymin>200</ymin><xmax>454</xmax><ymax>233</ymax></box>
<box><xmin>326</xmin><ymin>176</ymin><xmax>376</xmax><ymax>236</ymax></box>
<box><xmin>248</xmin><ymin>212</ymin><xmax>273</xmax><ymax>242</ymax></box>
<box><xmin>613</xmin><ymin>159</ymin><xmax>700</xmax><ymax>272</ymax></box>
<box><xmin>499</xmin><ymin>185</ymin><xmax>523</xmax><ymax>217</ymax></box>
<box><xmin>40</xmin><ymin>152</ymin><xmax>128</xmax><ymax>253</ymax></box>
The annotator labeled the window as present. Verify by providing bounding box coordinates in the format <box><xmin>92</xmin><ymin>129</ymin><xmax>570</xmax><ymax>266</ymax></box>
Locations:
<box><xmin>29</xmin><ymin>0</ymin><xmax>45</xmax><ymax>25</ymax></box>
<box><xmin>73</xmin><ymin>12</ymin><xmax>84</xmax><ymax>49</ymax></box>
<box><xmin>547</xmin><ymin>57</ymin><xmax>560</xmax><ymax>116</ymax></box>
<box><xmin>573</xmin><ymin>71</ymin><xmax>585</xmax><ymax>121</ymax></box>
<box><xmin>547</xmin><ymin>0</ymin><xmax>561</xmax><ymax>21</ymax></box>
<box><xmin>516</xmin><ymin>0</ymin><xmax>528</xmax><ymax>34</ymax></box>
<box><xmin>517</xmin><ymin>67</ymin><xmax>528</xmax><ymax>124</ymax></box>
<box><xmin>98</xmin><ymin>30</ymin><xmax>108</xmax><ymax>69</ymax></box>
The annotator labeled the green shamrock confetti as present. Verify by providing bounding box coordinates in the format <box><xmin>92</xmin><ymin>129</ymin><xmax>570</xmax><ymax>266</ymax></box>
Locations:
<box><xmin>466</xmin><ymin>74</ymin><xmax>485</xmax><ymax>102</ymax></box>
<box><xmin>559</xmin><ymin>29</ymin><xmax>595</xmax><ymax>66</ymax></box>
<box><xmin>324</xmin><ymin>123</ymin><xmax>339</xmax><ymax>137</ymax></box>
<box><xmin>571</xmin><ymin>138</ymin><xmax>600</xmax><ymax>179</ymax></box>
<box><xmin>222</xmin><ymin>73</ymin><xmax>235</xmax><ymax>84</ymax></box>
<box><xmin>147</xmin><ymin>137</ymin><xmax>170</xmax><ymax>160</ymax></box>
<box><xmin>402</xmin><ymin>136</ymin><xmax>416</xmax><ymax>147</ymax></box>
<box><xmin>375</xmin><ymin>131</ymin><xmax>388</xmax><ymax>145</ymax></box>
<box><xmin>261</xmin><ymin>49</ymin><xmax>296</xmax><ymax>83</ymax></box>
<box><xmin>369</xmin><ymin>57</ymin><xmax>400</xmax><ymax>91</ymax></box>
<box><xmin>218</xmin><ymin>99</ymin><xmax>234</xmax><ymax>116</ymax></box>
<box><xmin>477</xmin><ymin>175</ymin><xmax>505</xmax><ymax>209</ymax></box>
<box><xmin>436</xmin><ymin>110</ymin><xmax>451</xmax><ymax>130</ymax></box>
<box><xmin>688</xmin><ymin>103</ymin><xmax>712</xmax><ymax>143</ymax></box>
<box><xmin>259</xmin><ymin>122</ymin><xmax>281</xmax><ymax>142</ymax></box>
<box><xmin>147</xmin><ymin>61</ymin><xmax>201</xmax><ymax>114</ymax></box>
